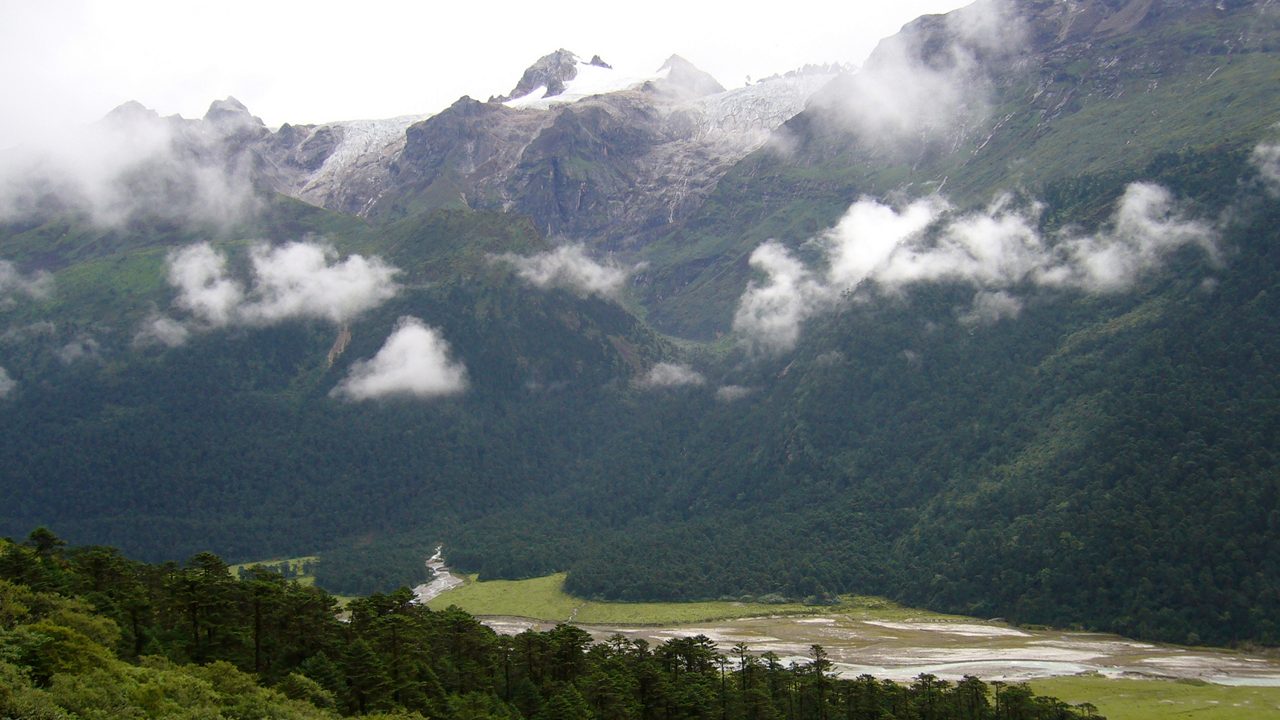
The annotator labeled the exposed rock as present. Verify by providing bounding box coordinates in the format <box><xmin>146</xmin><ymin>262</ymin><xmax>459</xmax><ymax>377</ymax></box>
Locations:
<box><xmin>505</xmin><ymin>48</ymin><xmax>583</xmax><ymax>101</ymax></box>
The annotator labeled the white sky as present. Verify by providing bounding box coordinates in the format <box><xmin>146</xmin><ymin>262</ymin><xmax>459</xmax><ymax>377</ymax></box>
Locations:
<box><xmin>0</xmin><ymin>0</ymin><xmax>970</xmax><ymax>149</ymax></box>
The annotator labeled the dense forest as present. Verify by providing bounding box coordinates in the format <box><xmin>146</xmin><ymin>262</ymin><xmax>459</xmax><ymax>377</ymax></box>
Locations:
<box><xmin>0</xmin><ymin>531</ymin><xmax>1103</xmax><ymax>719</ymax></box>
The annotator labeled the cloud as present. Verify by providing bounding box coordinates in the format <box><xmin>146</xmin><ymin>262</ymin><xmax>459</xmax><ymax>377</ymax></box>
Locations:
<box><xmin>55</xmin><ymin>335</ymin><xmax>100</xmax><ymax>364</ymax></box>
<box><xmin>715</xmin><ymin>385</ymin><xmax>754</xmax><ymax>402</ymax></box>
<box><xmin>959</xmin><ymin>290</ymin><xmax>1022</xmax><ymax>326</ymax></box>
<box><xmin>1</xmin><ymin>321</ymin><xmax>56</xmax><ymax>343</ymax></box>
<box><xmin>1252</xmin><ymin>142</ymin><xmax>1280</xmax><ymax>194</ymax></box>
<box><xmin>133</xmin><ymin>314</ymin><xmax>191</xmax><ymax>348</ymax></box>
<box><xmin>733</xmin><ymin>241</ymin><xmax>835</xmax><ymax>356</ymax></box>
<box><xmin>168</xmin><ymin>243</ymin><xmax>245</xmax><ymax>326</ymax></box>
<box><xmin>733</xmin><ymin>182</ymin><xmax>1217</xmax><ymax>353</ymax></box>
<box><xmin>809</xmin><ymin>0</ymin><xmax>1025</xmax><ymax>142</ymax></box>
<box><xmin>1046</xmin><ymin>183</ymin><xmax>1218</xmax><ymax>291</ymax></box>
<box><xmin>331</xmin><ymin>316</ymin><xmax>468</xmax><ymax>401</ymax></box>
<box><xmin>0</xmin><ymin>105</ymin><xmax>258</xmax><ymax>227</ymax></box>
<box><xmin>165</xmin><ymin>240</ymin><xmax>399</xmax><ymax>330</ymax></box>
<box><xmin>496</xmin><ymin>245</ymin><xmax>630</xmax><ymax>299</ymax></box>
<box><xmin>238</xmin><ymin>242</ymin><xmax>401</xmax><ymax>325</ymax></box>
<box><xmin>0</xmin><ymin>260</ymin><xmax>53</xmax><ymax>307</ymax></box>
<box><xmin>0</xmin><ymin>366</ymin><xmax>14</xmax><ymax>398</ymax></box>
<box><xmin>635</xmin><ymin>362</ymin><xmax>706</xmax><ymax>389</ymax></box>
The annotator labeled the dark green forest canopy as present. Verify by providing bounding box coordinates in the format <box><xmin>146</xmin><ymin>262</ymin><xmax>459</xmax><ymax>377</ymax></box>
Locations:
<box><xmin>0</xmin><ymin>533</ymin><xmax>1103</xmax><ymax>719</ymax></box>
<box><xmin>1</xmin><ymin>0</ymin><xmax>1278</xmax><ymax>654</ymax></box>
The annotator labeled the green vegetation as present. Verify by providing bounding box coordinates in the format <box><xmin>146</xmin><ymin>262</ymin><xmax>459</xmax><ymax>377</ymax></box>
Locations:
<box><xmin>230</xmin><ymin>555</ymin><xmax>319</xmax><ymax>586</ymax></box>
<box><xmin>428</xmin><ymin>572</ymin><xmax>964</xmax><ymax>626</ymax></box>
<box><xmin>0</xmin><ymin>531</ymin><xmax>1103</xmax><ymax>719</ymax></box>
<box><xmin>1032</xmin><ymin>676</ymin><xmax>1280</xmax><ymax>720</ymax></box>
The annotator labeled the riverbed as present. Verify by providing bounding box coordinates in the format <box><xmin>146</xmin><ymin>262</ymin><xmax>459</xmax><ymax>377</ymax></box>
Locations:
<box><xmin>425</xmin><ymin>555</ymin><xmax>1280</xmax><ymax>686</ymax></box>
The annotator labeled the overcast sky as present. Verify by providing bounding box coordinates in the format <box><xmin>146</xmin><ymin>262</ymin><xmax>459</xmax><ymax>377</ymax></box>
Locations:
<box><xmin>0</xmin><ymin>0</ymin><xmax>970</xmax><ymax>149</ymax></box>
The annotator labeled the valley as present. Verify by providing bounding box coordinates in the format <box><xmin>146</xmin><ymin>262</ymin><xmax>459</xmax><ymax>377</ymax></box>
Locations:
<box><xmin>2</xmin><ymin>3</ymin><xmax>1279</xmax><ymax>717</ymax></box>
<box><xmin>427</xmin><ymin>569</ymin><xmax>1280</xmax><ymax>719</ymax></box>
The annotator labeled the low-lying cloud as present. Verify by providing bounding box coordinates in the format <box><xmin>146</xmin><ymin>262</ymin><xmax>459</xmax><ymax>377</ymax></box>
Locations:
<box><xmin>158</xmin><ymin>240</ymin><xmax>400</xmax><ymax>343</ymax></box>
<box><xmin>715</xmin><ymin>385</ymin><xmax>754</xmax><ymax>402</ymax></box>
<box><xmin>0</xmin><ymin>105</ymin><xmax>259</xmax><ymax>227</ymax></box>
<box><xmin>0</xmin><ymin>260</ymin><xmax>53</xmax><ymax>307</ymax></box>
<box><xmin>495</xmin><ymin>245</ymin><xmax>630</xmax><ymax>299</ymax></box>
<box><xmin>735</xmin><ymin>182</ymin><xmax>1217</xmax><ymax>354</ymax></box>
<box><xmin>1251</xmin><ymin>142</ymin><xmax>1280</xmax><ymax>195</ymax></box>
<box><xmin>55</xmin><ymin>335</ymin><xmax>101</xmax><ymax>365</ymax></box>
<box><xmin>0</xmin><ymin>366</ymin><xmax>14</xmax><ymax>398</ymax></box>
<box><xmin>635</xmin><ymin>362</ymin><xmax>706</xmax><ymax>389</ymax></box>
<box><xmin>133</xmin><ymin>314</ymin><xmax>191</xmax><ymax>348</ymax></box>
<box><xmin>331</xmin><ymin>316</ymin><xmax>468</xmax><ymax>401</ymax></box>
<box><xmin>809</xmin><ymin>0</ymin><xmax>1025</xmax><ymax>143</ymax></box>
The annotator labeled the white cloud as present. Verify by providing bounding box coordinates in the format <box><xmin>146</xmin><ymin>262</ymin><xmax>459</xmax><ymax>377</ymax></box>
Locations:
<box><xmin>1047</xmin><ymin>183</ymin><xmax>1218</xmax><ymax>291</ymax></box>
<box><xmin>733</xmin><ymin>241</ymin><xmax>835</xmax><ymax>356</ymax></box>
<box><xmin>168</xmin><ymin>243</ymin><xmax>245</xmax><ymax>326</ymax></box>
<box><xmin>826</xmin><ymin>195</ymin><xmax>950</xmax><ymax>288</ymax></box>
<box><xmin>635</xmin><ymin>362</ymin><xmax>706</xmax><ymax>388</ymax></box>
<box><xmin>733</xmin><ymin>182</ymin><xmax>1217</xmax><ymax>353</ymax></box>
<box><xmin>715</xmin><ymin>384</ymin><xmax>754</xmax><ymax>402</ymax></box>
<box><xmin>0</xmin><ymin>366</ymin><xmax>14</xmax><ymax>397</ymax></box>
<box><xmin>238</xmin><ymin>242</ymin><xmax>400</xmax><ymax>325</ymax></box>
<box><xmin>332</xmin><ymin>316</ymin><xmax>468</xmax><ymax>401</ymax></box>
<box><xmin>0</xmin><ymin>260</ymin><xmax>53</xmax><ymax>307</ymax></box>
<box><xmin>133</xmin><ymin>313</ymin><xmax>191</xmax><ymax>348</ymax></box>
<box><xmin>165</xmin><ymin>240</ymin><xmax>399</xmax><ymax>330</ymax></box>
<box><xmin>496</xmin><ymin>245</ymin><xmax>630</xmax><ymax>299</ymax></box>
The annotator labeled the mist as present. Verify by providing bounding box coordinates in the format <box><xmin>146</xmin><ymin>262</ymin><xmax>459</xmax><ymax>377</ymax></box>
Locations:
<box><xmin>715</xmin><ymin>385</ymin><xmax>754</xmax><ymax>402</ymax></box>
<box><xmin>495</xmin><ymin>245</ymin><xmax>631</xmax><ymax>299</ymax></box>
<box><xmin>734</xmin><ymin>182</ymin><xmax>1218</xmax><ymax>353</ymax></box>
<box><xmin>1251</xmin><ymin>142</ymin><xmax>1280</xmax><ymax>195</ymax></box>
<box><xmin>55</xmin><ymin>335</ymin><xmax>101</xmax><ymax>365</ymax></box>
<box><xmin>133</xmin><ymin>314</ymin><xmax>191</xmax><ymax>348</ymax></box>
<box><xmin>0</xmin><ymin>366</ymin><xmax>14</xmax><ymax>398</ymax></box>
<box><xmin>635</xmin><ymin>362</ymin><xmax>706</xmax><ymax>389</ymax></box>
<box><xmin>0</xmin><ymin>260</ymin><xmax>53</xmax><ymax>308</ymax></box>
<box><xmin>331</xmin><ymin>316</ymin><xmax>468</xmax><ymax>401</ymax></box>
<box><xmin>0</xmin><ymin>103</ymin><xmax>258</xmax><ymax>227</ymax></box>
<box><xmin>808</xmin><ymin>0</ymin><xmax>1025</xmax><ymax>143</ymax></box>
<box><xmin>161</xmin><ymin>240</ymin><xmax>400</xmax><ymax>341</ymax></box>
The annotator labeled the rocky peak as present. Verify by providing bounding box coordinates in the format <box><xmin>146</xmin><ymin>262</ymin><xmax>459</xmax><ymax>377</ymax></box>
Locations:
<box><xmin>506</xmin><ymin>49</ymin><xmax>587</xmax><ymax>101</ymax></box>
<box><xmin>651</xmin><ymin>55</ymin><xmax>725</xmax><ymax>99</ymax></box>
<box><xmin>101</xmin><ymin>100</ymin><xmax>161</xmax><ymax>126</ymax></box>
<box><xmin>203</xmin><ymin>96</ymin><xmax>265</xmax><ymax>132</ymax></box>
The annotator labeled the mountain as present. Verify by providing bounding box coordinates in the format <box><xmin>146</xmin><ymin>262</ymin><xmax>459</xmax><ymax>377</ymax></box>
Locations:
<box><xmin>2</xmin><ymin>0</ymin><xmax>1279</xmax><ymax>650</ymax></box>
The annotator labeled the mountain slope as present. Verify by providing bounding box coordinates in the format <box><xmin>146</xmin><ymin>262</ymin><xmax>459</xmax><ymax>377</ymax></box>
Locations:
<box><xmin>1</xmin><ymin>0</ymin><xmax>1279</xmax><ymax>650</ymax></box>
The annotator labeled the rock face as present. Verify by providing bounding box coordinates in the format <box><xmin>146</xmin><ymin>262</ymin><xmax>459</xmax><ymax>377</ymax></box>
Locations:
<box><xmin>372</xmin><ymin>56</ymin><xmax>833</xmax><ymax>247</ymax></box>
<box><xmin>504</xmin><ymin>48</ymin><xmax>585</xmax><ymax>100</ymax></box>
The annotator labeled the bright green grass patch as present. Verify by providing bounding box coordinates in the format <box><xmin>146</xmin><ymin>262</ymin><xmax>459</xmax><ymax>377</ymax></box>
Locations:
<box><xmin>1032</xmin><ymin>675</ymin><xmax>1280</xmax><ymax>720</ymax></box>
<box><xmin>427</xmin><ymin>572</ymin><xmax>964</xmax><ymax>625</ymax></box>
<box><xmin>228</xmin><ymin>555</ymin><xmax>319</xmax><ymax>587</ymax></box>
